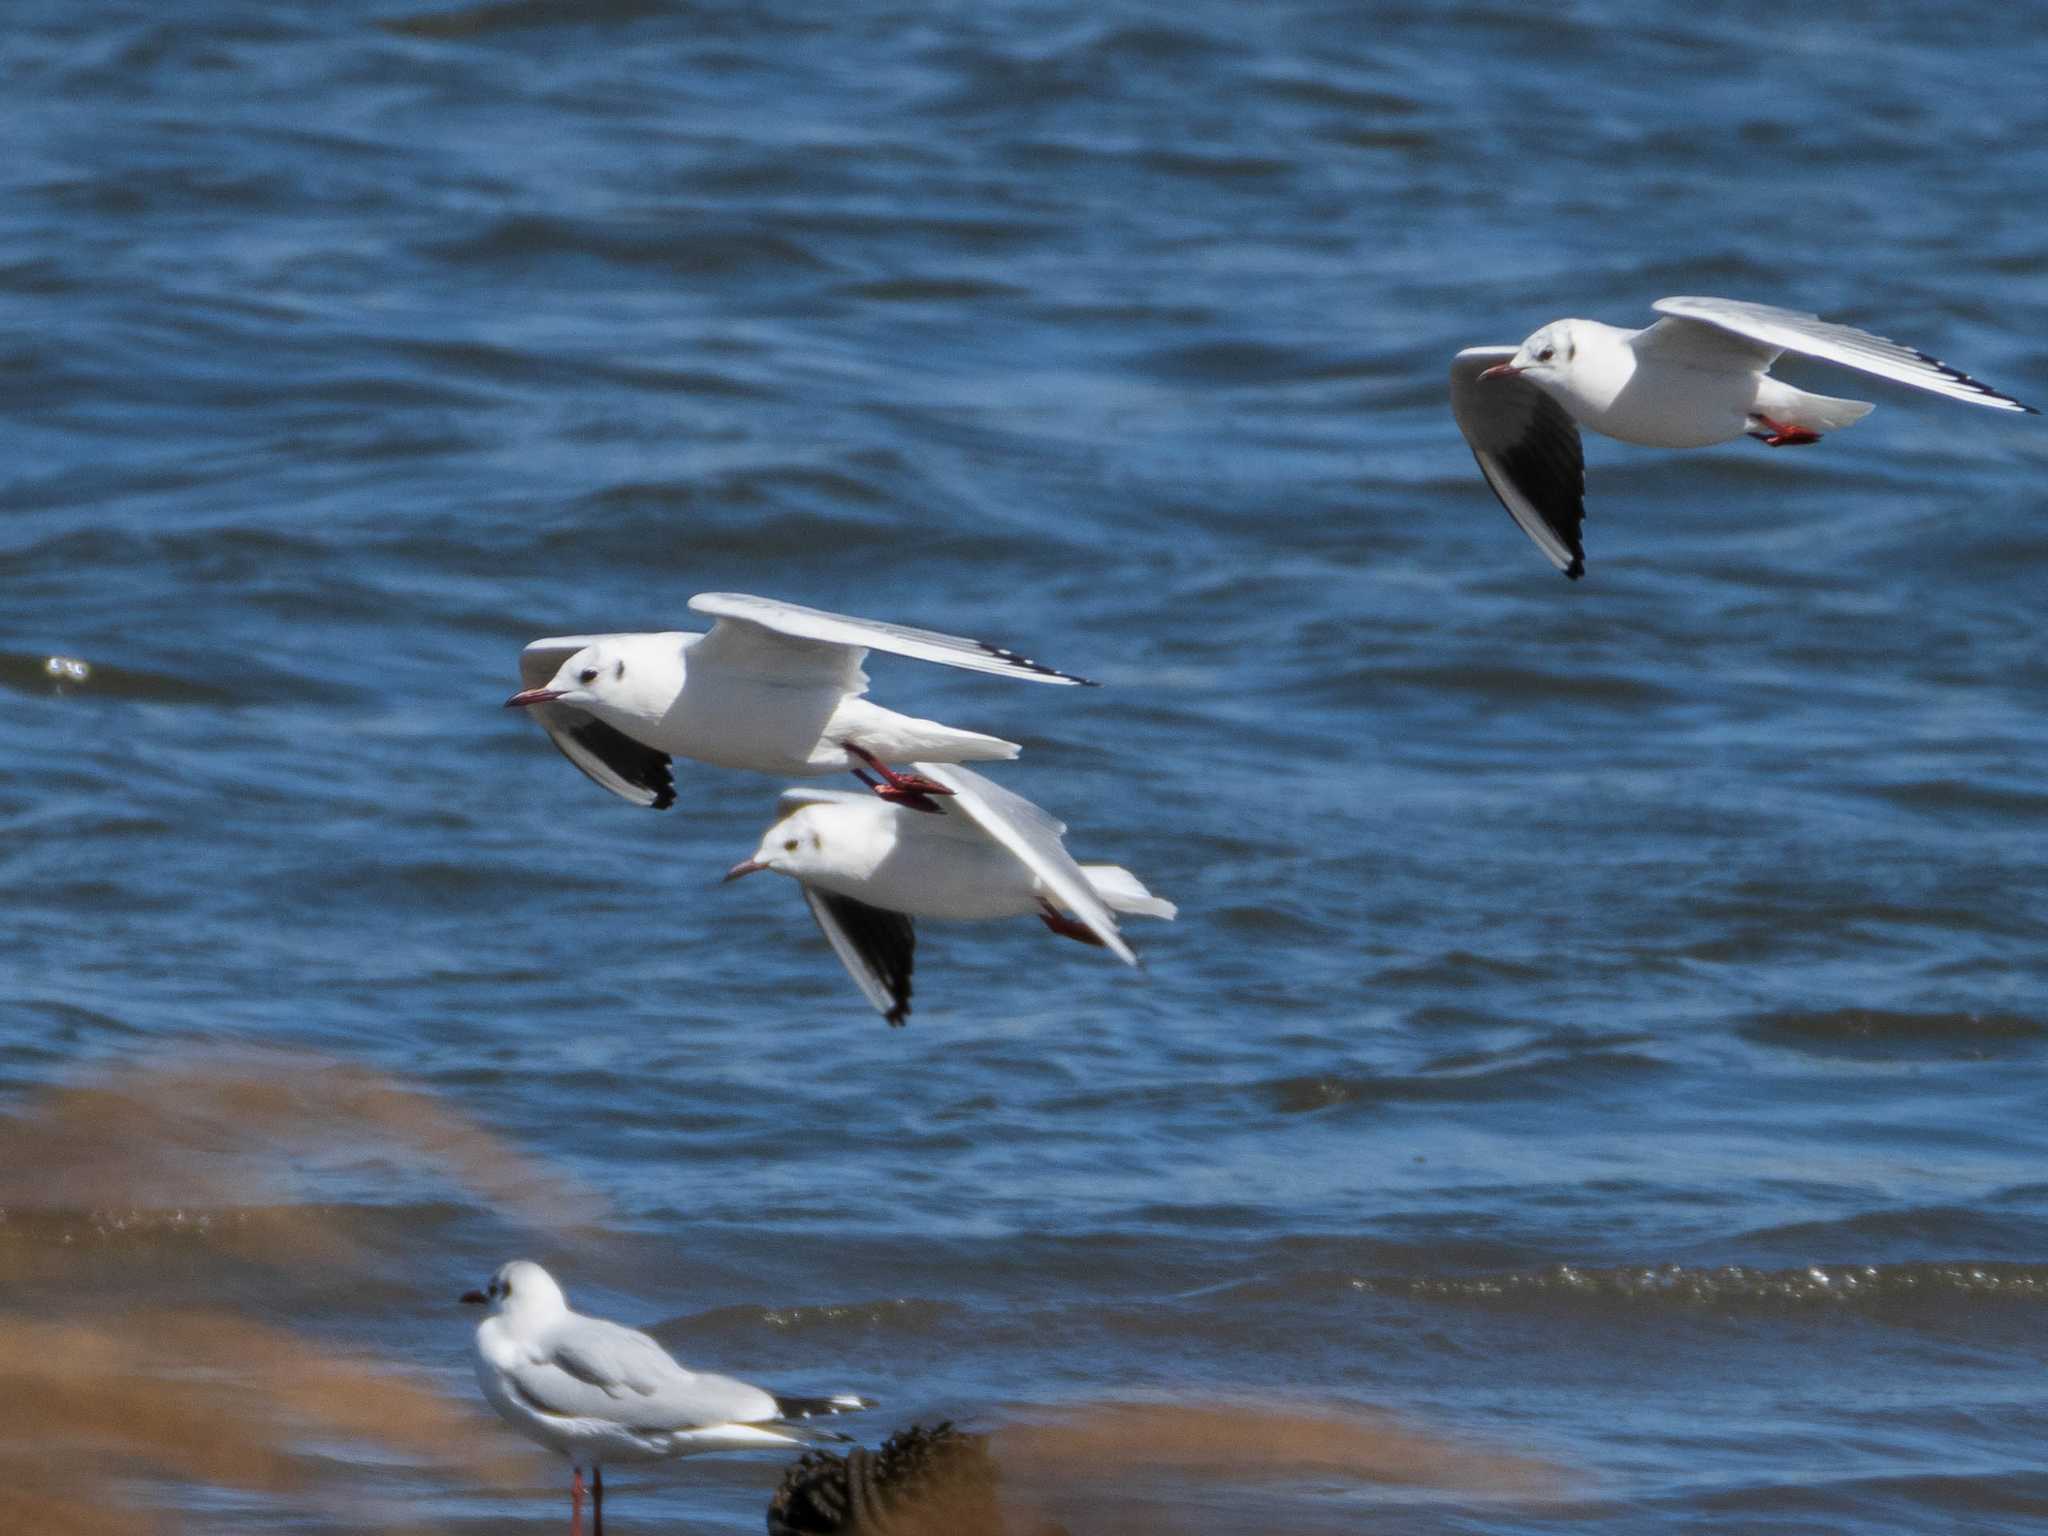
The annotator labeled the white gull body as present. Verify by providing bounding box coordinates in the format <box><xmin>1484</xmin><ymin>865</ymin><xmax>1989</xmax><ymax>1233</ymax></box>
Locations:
<box><xmin>462</xmin><ymin>1260</ymin><xmax>870</xmax><ymax>1530</ymax></box>
<box><xmin>508</xmin><ymin>592</ymin><xmax>1092</xmax><ymax>810</ymax></box>
<box><xmin>1450</xmin><ymin>295</ymin><xmax>2036</xmax><ymax>577</ymax></box>
<box><xmin>725</xmin><ymin>763</ymin><xmax>1176</xmax><ymax>1025</ymax></box>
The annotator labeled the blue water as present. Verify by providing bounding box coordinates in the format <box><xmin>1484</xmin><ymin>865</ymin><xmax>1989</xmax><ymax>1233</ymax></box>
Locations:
<box><xmin>4</xmin><ymin>1</ymin><xmax>2047</xmax><ymax>1530</ymax></box>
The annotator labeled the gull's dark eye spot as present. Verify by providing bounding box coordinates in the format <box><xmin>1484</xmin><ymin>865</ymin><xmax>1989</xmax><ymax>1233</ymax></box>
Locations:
<box><xmin>783</xmin><ymin>838</ymin><xmax>799</xmax><ymax>852</ymax></box>
<box><xmin>614</xmin><ymin>660</ymin><xmax>625</xmax><ymax>679</ymax></box>
<box><xmin>1537</xmin><ymin>346</ymin><xmax>1555</xmax><ymax>363</ymax></box>
<box><xmin>578</xmin><ymin>667</ymin><xmax>598</xmax><ymax>685</ymax></box>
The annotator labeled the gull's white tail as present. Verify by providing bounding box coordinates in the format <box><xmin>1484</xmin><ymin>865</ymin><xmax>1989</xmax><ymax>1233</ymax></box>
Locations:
<box><xmin>833</xmin><ymin>699</ymin><xmax>1023</xmax><ymax>765</ymax></box>
<box><xmin>1081</xmin><ymin>864</ymin><xmax>1177</xmax><ymax>920</ymax></box>
<box><xmin>919</xmin><ymin>722</ymin><xmax>1023</xmax><ymax>763</ymax></box>
<box><xmin>1755</xmin><ymin>377</ymin><xmax>1874</xmax><ymax>435</ymax></box>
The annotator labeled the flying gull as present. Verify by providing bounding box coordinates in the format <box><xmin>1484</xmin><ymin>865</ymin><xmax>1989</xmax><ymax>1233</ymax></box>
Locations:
<box><xmin>507</xmin><ymin>592</ymin><xmax>1092</xmax><ymax>811</ymax></box>
<box><xmin>1450</xmin><ymin>295</ymin><xmax>2036</xmax><ymax>577</ymax></box>
<box><xmin>724</xmin><ymin>763</ymin><xmax>1175</xmax><ymax>1025</ymax></box>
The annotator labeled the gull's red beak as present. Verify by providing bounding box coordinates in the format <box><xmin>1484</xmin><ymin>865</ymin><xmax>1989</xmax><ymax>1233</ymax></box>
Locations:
<box><xmin>460</xmin><ymin>1289</ymin><xmax>488</xmax><ymax>1305</ymax></box>
<box><xmin>504</xmin><ymin>687</ymin><xmax>565</xmax><ymax>708</ymax></box>
<box><xmin>1479</xmin><ymin>362</ymin><xmax>1522</xmax><ymax>381</ymax></box>
<box><xmin>721</xmin><ymin>859</ymin><xmax>766</xmax><ymax>883</ymax></box>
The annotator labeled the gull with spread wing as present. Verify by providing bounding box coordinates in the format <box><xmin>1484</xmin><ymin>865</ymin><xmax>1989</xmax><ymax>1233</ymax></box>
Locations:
<box><xmin>461</xmin><ymin>1260</ymin><xmax>872</xmax><ymax>1535</ymax></box>
<box><xmin>1450</xmin><ymin>295</ymin><xmax>2036</xmax><ymax>578</ymax></box>
<box><xmin>507</xmin><ymin>592</ymin><xmax>1093</xmax><ymax>812</ymax></box>
<box><xmin>723</xmin><ymin>762</ymin><xmax>1175</xmax><ymax>1026</ymax></box>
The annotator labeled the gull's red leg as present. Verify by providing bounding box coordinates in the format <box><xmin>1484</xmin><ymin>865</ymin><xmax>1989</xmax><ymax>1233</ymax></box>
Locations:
<box><xmin>570</xmin><ymin>1466</ymin><xmax>586</xmax><ymax>1536</ymax></box>
<box><xmin>844</xmin><ymin>743</ymin><xmax>949</xmax><ymax>814</ymax></box>
<box><xmin>1746</xmin><ymin>414</ymin><xmax>1822</xmax><ymax>447</ymax></box>
<box><xmin>1038</xmin><ymin>899</ymin><xmax>1107</xmax><ymax>948</ymax></box>
<box><xmin>591</xmin><ymin>1465</ymin><xmax>604</xmax><ymax>1536</ymax></box>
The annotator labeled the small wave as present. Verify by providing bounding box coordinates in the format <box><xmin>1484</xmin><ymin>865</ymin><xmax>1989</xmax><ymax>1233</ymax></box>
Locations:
<box><xmin>0</xmin><ymin>257</ymin><xmax>78</xmax><ymax>297</ymax></box>
<box><xmin>421</xmin><ymin>213</ymin><xmax>828</xmax><ymax>278</ymax></box>
<box><xmin>1742</xmin><ymin>1006</ymin><xmax>2045</xmax><ymax>1057</ymax></box>
<box><xmin>1736</xmin><ymin>1204</ymin><xmax>2048</xmax><ymax>1260</ymax></box>
<box><xmin>1084</xmin><ymin>23</ymin><xmax>1239</xmax><ymax>62</ymax></box>
<box><xmin>0</xmin><ymin>650</ymin><xmax>235</xmax><ymax>705</ymax></box>
<box><xmin>1371</xmin><ymin>949</ymin><xmax>1551</xmax><ymax>988</ymax></box>
<box><xmin>1123</xmin><ymin>338</ymin><xmax>1324</xmax><ymax>386</ymax></box>
<box><xmin>832</xmin><ymin>276</ymin><xmax>1029</xmax><ymax>304</ymax></box>
<box><xmin>1366</xmin><ymin>1260</ymin><xmax>2048</xmax><ymax>1311</ymax></box>
<box><xmin>777</xmin><ymin>209</ymin><xmax>1058</xmax><ymax>254</ymax></box>
<box><xmin>1322</xmin><ymin>125</ymin><xmax>1441</xmax><ymax>152</ymax></box>
<box><xmin>568</xmin><ymin>464</ymin><xmax>897</xmax><ymax>533</ymax></box>
<box><xmin>380</xmin><ymin>0</ymin><xmax>669</xmax><ymax>40</ymax></box>
<box><xmin>1258</xmin><ymin>1039</ymin><xmax>1668</xmax><ymax>1116</ymax></box>
<box><xmin>1874</xmin><ymin>778</ymin><xmax>2048</xmax><ymax>820</ymax></box>
<box><xmin>1251</xmin><ymin>78</ymin><xmax>1424</xmax><ymax>116</ymax></box>
<box><xmin>665</xmin><ymin>1297</ymin><xmax>957</xmax><ymax>1339</ymax></box>
<box><xmin>1138</xmin><ymin>149</ymin><xmax>1296</xmax><ymax>182</ymax></box>
<box><xmin>1378</xmin><ymin>662</ymin><xmax>1677</xmax><ymax>707</ymax></box>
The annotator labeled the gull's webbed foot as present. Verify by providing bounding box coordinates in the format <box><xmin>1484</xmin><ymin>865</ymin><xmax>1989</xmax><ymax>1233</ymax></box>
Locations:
<box><xmin>1038</xmin><ymin>899</ymin><xmax>1106</xmax><ymax>948</ymax></box>
<box><xmin>1746</xmin><ymin>415</ymin><xmax>1823</xmax><ymax>447</ymax></box>
<box><xmin>845</xmin><ymin>744</ymin><xmax>955</xmax><ymax>813</ymax></box>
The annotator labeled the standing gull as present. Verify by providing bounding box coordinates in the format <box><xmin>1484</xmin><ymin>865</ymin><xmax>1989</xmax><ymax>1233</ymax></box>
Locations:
<box><xmin>1450</xmin><ymin>296</ymin><xmax>2037</xmax><ymax>577</ymax></box>
<box><xmin>724</xmin><ymin>763</ymin><xmax>1176</xmax><ymax>1025</ymax></box>
<box><xmin>461</xmin><ymin>1260</ymin><xmax>872</xmax><ymax>1535</ymax></box>
<box><xmin>507</xmin><ymin>592</ymin><xmax>1093</xmax><ymax>811</ymax></box>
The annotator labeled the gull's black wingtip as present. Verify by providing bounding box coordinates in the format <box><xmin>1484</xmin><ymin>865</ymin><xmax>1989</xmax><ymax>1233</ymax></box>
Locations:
<box><xmin>773</xmin><ymin>1392</ymin><xmax>878</xmax><ymax>1420</ymax></box>
<box><xmin>976</xmin><ymin>639</ymin><xmax>1096</xmax><ymax>686</ymax></box>
<box><xmin>1564</xmin><ymin>557</ymin><xmax>1585</xmax><ymax>581</ymax></box>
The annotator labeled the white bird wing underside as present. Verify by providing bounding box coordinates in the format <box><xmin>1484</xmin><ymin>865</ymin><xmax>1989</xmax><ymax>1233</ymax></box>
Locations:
<box><xmin>687</xmin><ymin>592</ymin><xmax>1093</xmax><ymax>689</ymax></box>
<box><xmin>511</xmin><ymin>1317</ymin><xmax>779</xmax><ymax>1432</ymax></box>
<box><xmin>1449</xmin><ymin>347</ymin><xmax>1588</xmax><ymax>579</ymax></box>
<box><xmin>518</xmin><ymin>635</ymin><xmax>678</xmax><ymax>809</ymax></box>
<box><xmin>801</xmin><ymin>886</ymin><xmax>916</xmax><ymax>1026</ymax></box>
<box><xmin>1648</xmin><ymin>296</ymin><xmax>2036</xmax><ymax>412</ymax></box>
<box><xmin>915</xmin><ymin>762</ymin><xmax>1138</xmax><ymax>966</ymax></box>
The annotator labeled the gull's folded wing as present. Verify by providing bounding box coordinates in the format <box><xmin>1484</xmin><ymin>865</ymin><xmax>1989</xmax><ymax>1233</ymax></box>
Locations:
<box><xmin>1650</xmin><ymin>296</ymin><xmax>2037</xmax><ymax>413</ymax></box>
<box><xmin>517</xmin><ymin>635</ymin><xmax>676</xmax><ymax>809</ymax></box>
<box><xmin>917</xmin><ymin>762</ymin><xmax>1137</xmax><ymax>967</ymax></box>
<box><xmin>688</xmin><ymin>592</ymin><xmax>1095</xmax><ymax>686</ymax></box>
<box><xmin>516</xmin><ymin>1321</ymin><xmax>779</xmax><ymax>1431</ymax></box>
<box><xmin>801</xmin><ymin>887</ymin><xmax>915</xmax><ymax>1026</ymax></box>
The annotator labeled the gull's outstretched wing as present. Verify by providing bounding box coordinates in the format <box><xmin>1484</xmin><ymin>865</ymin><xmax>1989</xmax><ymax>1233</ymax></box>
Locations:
<box><xmin>1450</xmin><ymin>347</ymin><xmax>1587</xmax><ymax>579</ymax></box>
<box><xmin>1649</xmin><ymin>297</ymin><xmax>2038</xmax><ymax>413</ymax></box>
<box><xmin>800</xmin><ymin>887</ymin><xmax>915</xmax><ymax>1026</ymax></box>
<box><xmin>517</xmin><ymin>636</ymin><xmax>676</xmax><ymax>808</ymax></box>
<box><xmin>916</xmin><ymin>762</ymin><xmax>1137</xmax><ymax>967</ymax></box>
<box><xmin>687</xmin><ymin>592</ymin><xmax>1095</xmax><ymax>688</ymax></box>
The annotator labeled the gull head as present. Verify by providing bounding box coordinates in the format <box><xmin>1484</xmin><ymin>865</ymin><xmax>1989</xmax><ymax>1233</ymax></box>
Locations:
<box><xmin>504</xmin><ymin>637</ymin><xmax>677</xmax><ymax>723</ymax></box>
<box><xmin>1482</xmin><ymin>320</ymin><xmax>1583</xmax><ymax>385</ymax></box>
<box><xmin>459</xmin><ymin>1259</ymin><xmax>568</xmax><ymax>1320</ymax></box>
<box><xmin>724</xmin><ymin>803</ymin><xmax>837</xmax><ymax>885</ymax></box>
